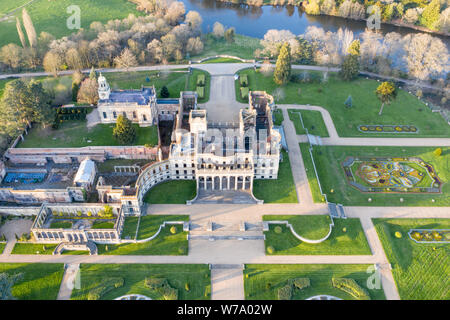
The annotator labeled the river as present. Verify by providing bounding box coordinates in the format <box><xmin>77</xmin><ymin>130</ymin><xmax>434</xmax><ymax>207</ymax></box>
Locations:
<box><xmin>183</xmin><ymin>0</ymin><xmax>449</xmax><ymax>44</ymax></box>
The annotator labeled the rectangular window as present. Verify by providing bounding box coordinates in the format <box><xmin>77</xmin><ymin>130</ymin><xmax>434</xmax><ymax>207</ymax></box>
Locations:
<box><xmin>103</xmin><ymin>112</ymin><xmax>107</xmax><ymax>119</ymax></box>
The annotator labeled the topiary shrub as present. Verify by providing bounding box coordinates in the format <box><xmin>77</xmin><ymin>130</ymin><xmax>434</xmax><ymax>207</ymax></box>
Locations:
<box><xmin>274</xmin><ymin>226</ymin><xmax>282</xmax><ymax>234</ymax></box>
<box><xmin>144</xmin><ymin>278</ymin><xmax>178</xmax><ymax>300</ymax></box>
<box><xmin>170</xmin><ymin>226</ymin><xmax>177</xmax><ymax>234</ymax></box>
<box><xmin>185</xmin><ymin>282</ymin><xmax>190</xmax><ymax>292</ymax></box>
<box><xmin>332</xmin><ymin>278</ymin><xmax>370</xmax><ymax>300</ymax></box>
<box><xmin>289</xmin><ymin>278</ymin><xmax>311</xmax><ymax>290</ymax></box>
<box><xmin>267</xmin><ymin>246</ymin><xmax>275</xmax><ymax>254</ymax></box>
<box><xmin>87</xmin><ymin>277</ymin><xmax>124</xmax><ymax>300</ymax></box>
<box><xmin>277</xmin><ymin>284</ymin><xmax>292</xmax><ymax>300</ymax></box>
<box><xmin>394</xmin><ymin>231</ymin><xmax>402</xmax><ymax>239</ymax></box>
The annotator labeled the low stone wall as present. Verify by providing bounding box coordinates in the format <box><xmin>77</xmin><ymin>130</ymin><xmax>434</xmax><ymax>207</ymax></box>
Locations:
<box><xmin>5</xmin><ymin>146</ymin><xmax>158</xmax><ymax>165</ymax></box>
<box><xmin>0</xmin><ymin>206</ymin><xmax>41</xmax><ymax>216</ymax></box>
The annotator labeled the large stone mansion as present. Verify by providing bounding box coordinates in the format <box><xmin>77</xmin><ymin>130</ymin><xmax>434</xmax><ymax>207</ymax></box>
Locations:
<box><xmin>0</xmin><ymin>74</ymin><xmax>282</xmax><ymax>217</ymax></box>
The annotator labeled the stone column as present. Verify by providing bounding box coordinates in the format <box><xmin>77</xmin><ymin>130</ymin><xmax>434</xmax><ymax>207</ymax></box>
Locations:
<box><xmin>227</xmin><ymin>176</ymin><xmax>230</xmax><ymax>190</ymax></box>
<box><xmin>235</xmin><ymin>176</ymin><xmax>238</xmax><ymax>190</ymax></box>
<box><xmin>212</xmin><ymin>176</ymin><xmax>215</xmax><ymax>190</ymax></box>
<box><xmin>219</xmin><ymin>176</ymin><xmax>222</xmax><ymax>190</ymax></box>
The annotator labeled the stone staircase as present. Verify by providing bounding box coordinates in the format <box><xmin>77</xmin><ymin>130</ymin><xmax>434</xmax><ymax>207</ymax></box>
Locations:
<box><xmin>188</xmin><ymin>221</ymin><xmax>264</xmax><ymax>240</ymax></box>
<box><xmin>53</xmin><ymin>241</ymin><xmax>98</xmax><ymax>255</ymax></box>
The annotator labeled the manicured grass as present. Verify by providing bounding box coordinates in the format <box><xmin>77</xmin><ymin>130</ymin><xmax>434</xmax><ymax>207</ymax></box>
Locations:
<box><xmin>0</xmin><ymin>0</ymin><xmax>142</xmax><ymax>48</ymax></box>
<box><xmin>0</xmin><ymin>263</ymin><xmax>64</xmax><ymax>300</ymax></box>
<box><xmin>11</xmin><ymin>243</ymin><xmax>57</xmax><ymax>255</ymax></box>
<box><xmin>61</xmin><ymin>250</ymin><xmax>89</xmax><ymax>255</ymax></box>
<box><xmin>0</xmin><ymin>0</ymin><xmax>30</xmax><ymax>16</ymax></box>
<box><xmin>17</xmin><ymin>122</ymin><xmax>158</xmax><ymax>148</ymax></box>
<box><xmin>92</xmin><ymin>221</ymin><xmax>115</xmax><ymax>229</ymax></box>
<box><xmin>273</xmin><ymin>109</ymin><xmax>284</xmax><ymax>126</ymax></box>
<box><xmin>71</xmin><ymin>264</ymin><xmax>211</xmax><ymax>300</ymax></box>
<box><xmin>202</xmin><ymin>57</ymin><xmax>242</xmax><ymax>63</ymax></box>
<box><xmin>0</xmin><ymin>242</ymin><xmax>5</xmax><ymax>254</ymax></box>
<box><xmin>187</xmin><ymin>69</ymin><xmax>211</xmax><ymax>103</ymax></box>
<box><xmin>137</xmin><ymin>215</ymin><xmax>189</xmax><ymax>240</ymax></box>
<box><xmin>373</xmin><ymin>218</ymin><xmax>450</xmax><ymax>300</ymax></box>
<box><xmin>244</xmin><ymin>264</ymin><xmax>386</xmax><ymax>300</ymax></box>
<box><xmin>121</xmin><ymin>216</ymin><xmax>139</xmax><ymax>240</ymax></box>
<box><xmin>144</xmin><ymin>180</ymin><xmax>197</xmax><ymax>204</ymax></box>
<box><xmin>310</xmin><ymin>146</ymin><xmax>449</xmax><ymax>206</ymax></box>
<box><xmin>299</xmin><ymin>143</ymin><xmax>326</xmax><ymax>203</ymax></box>
<box><xmin>49</xmin><ymin>221</ymin><xmax>72</xmax><ymax>229</ymax></box>
<box><xmin>236</xmin><ymin>69</ymin><xmax>450</xmax><ymax>138</ymax></box>
<box><xmin>97</xmin><ymin>227</ymin><xmax>188</xmax><ymax>255</ymax></box>
<box><xmin>288</xmin><ymin>109</ymin><xmax>329</xmax><ymax>137</ymax></box>
<box><xmin>263</xmin><ymin>215</ymin><xmax>331</xmax><ymax>240</ymax></box>
<box><xmin>264</xmin><ymin>218</ymin><xmax>371</xmax><ymax>255</ymax></box>
<box><xmin>195</xmin><ymin>34</ymin><xmax>262</xmax><ymax>60</ymax></box>
<box><xmin>253</xmin><ymin>149</ymin><xmax>298</xmax><ymax>203</ymax></box>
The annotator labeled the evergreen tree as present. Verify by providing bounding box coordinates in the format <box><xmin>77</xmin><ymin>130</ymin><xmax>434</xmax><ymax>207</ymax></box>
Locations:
<box><xmin>16</xmin><ymin>18</ymin><xmax>27</xmax><ymax>48</ymax></box>
<box><xmin>22</xmin><ymin>8</ymin><xmax>37</xmax><ymax>48</ymax></box>
<box><xmin>224</xmin><ymin>27</ymin><xmax>235</xmax><ymax>44</ymax></box>
<box><xmin>274</xmin><ymin>42</ymin><xmax>291</xmax><ymax>85</ymax></box>
<box><xmin>89</xmin><ymin>66</ymin><xmax>97</xmax><ymax>80</ymax></box>
<box><xmin>348</xmin><ymin>40</ymin><xmax>360</xmax><ymax>56</ymax></box>
<box><xmin>420</xmin><ymin>0</ymin><xmax>441</xmax><ymax>30</ymax></box>
<box><xmin>339</xmin><ymin>54</ymin><xmax>359</xmax><ymax>81</ymax></box>
<box><xmin>345</xmin><ymin>95</ymin><xmax>352</xmax><ymax>108</ymax></box>
<box><xmin>160</xmin><ymin>86</ymin><xmax>170</xmax><ymax>98</ymax></box>
<box><xmin>113</xmin><ymin>115</ymin><xmax>136</xmax><ymax>145</ymax></box>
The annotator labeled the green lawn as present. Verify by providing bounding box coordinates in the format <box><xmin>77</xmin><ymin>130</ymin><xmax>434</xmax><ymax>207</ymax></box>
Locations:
<box><xmin>299</xmin><ymin>143</ymin><xmax>326</xmax><ymax>203</ymax></box>
<box><xmin>0</xmin><ymin>0</ymin><xmax>142</xmax><ymax>48</ymax></box>
<box><xmin>373</xmin><ymin>218</ymin><xmax>450</xmax><ymax>300</ymax></box>
<box><xmin>236</xmin><ymin>69</ymin><xmax>450</xmax><ymax>138</ymax></box>
<box><xmin>11</xmin><ymin>243</ymin><xmax>57</xmax><ymax>255</ymax></box>
<box><xmin>0</xmin><ymin>263</ymin><xmax>64</xmax><ymax>300</ymax></box>
<box><xmin>244</xmin><ymin>264</ymin><xmax>386</xmax><ymax>300</ymax></box>
<box><xmin>49</xmin><ymin>221</ymin><xmax>72</xmax><ymax>229</ymax></box>
<box><xmin>187</xmin><ymin>69</ymin><xmax>211</xmax><ymax>103</ymax></box>
<box><xmin>0</xmin><ymin>242</ymin><xmax>5</xmax><ymax>254</ymax></box>
<box><xmin>0</xmin><ymin>0</ymin><xmax>30</xmax><ymax>16</ymax></box>
<box><xmin>288</xmin><ymin>109</ymin><xmax>329</xmax><ymax>137</ymax></box>
<box><xmin>92</xmin><ymin>221</ymin><xmax>115</xmax><ymax>229</ymax></box>
<box><xmin>309</xmin><ymin>146</ymin><xmax>449</xmax><ymax>206</ymax></box>
<box><xmin>273</xmin><ymin>109</ymin><xmax>284</xmax><ymax>126</ymax></box>
<box><xmin>264</xmin><ymin>218</ymin><xmax>371</xmax><ymax>255</ymax></box>
<box><xmin>194</xmin><ymin>34</ymin><xmax>262</xmax><ymax>60</ymax></box>
<box><xmin>253</xmin><ymin>149</ymin><xmax>298</xmax><ymax>203</ymax></box>
<box><xmin>17</xmin><ymin>122</ymin><xmax>158</xmax><ymax>148</ymax></box>
<box><xmin>97</xmin><ymin>227</ymin><xmax>188</xmax><ymax>255</ymax></box>
<box><xmin>263</xmin><ymin>215</ymin><xmax>331</xmax><ymax>240</ymax></box>
<box><xmin>201</xmin><ymin>57</ymin><xmax>242</xmax><ymax>63</ymax></box>
<box><xmin>71</xmin><ymin>263</ymin><xmax>211</xmax><ymax>300</ymax></box>
<box><xmin>121</xmin><ymin>216</ymin><xmax>139</xmax><ymax>240</ymax></box>
<box><xmin>144</xmin><ymin>180</ymin><xmax>197</xmax><ymax>204</ymax></box>
<box><xmin>137</xmin><ymin>215</ymin><xmax>189</xmax><ymax>240</ymax></box>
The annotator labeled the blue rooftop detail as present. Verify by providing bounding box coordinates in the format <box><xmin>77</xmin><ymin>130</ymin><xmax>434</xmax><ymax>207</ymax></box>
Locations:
<box><xmin>100</xmin><ymin>87</ymin><xmax>154</xmax><ymax>105</ymax></box>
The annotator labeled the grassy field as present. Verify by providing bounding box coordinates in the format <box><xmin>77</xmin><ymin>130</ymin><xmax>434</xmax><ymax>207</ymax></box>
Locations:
<box><xmin>0</xmin><ymin>242</ymin><xmax>5</xmax><ymax>254</ymax></box>
<box><xmin>273</xmin><ymin>109</ymin><xmax>284</xmax><ymax>126</ymax></box>
<box><xmin>0</xmin><ymin>263</ymin><xmax>64</xmax><ymax>300</ymax></box>
<box><xmin>264</xmin><ymin>218</ymin><xmax>371</xmax><ymax>255</ymax></box>
<box><xmin>236</xmin><ymin>69</ymin><xmax>450</xmax><ymax>138</ymax></box>
<box><xmin>299</xmin><ymin>143</ymin><xmax>326</xmax><ymax>203</ymax></box>
<box><xmin>49</xmin><ymin>221</ymin><xmax>72</xmax><ymax>229</ymax></box>
<box><xmin>17</xmin><ymin>122</ymin><xmax>158</xmax><ymax>148</ymax></box>
<box><xmin>253</xmin><ymin>149</ymin><xmax>298</xmax><ymax>203</ymax></box>
<box><xmin>11</xmin><ymin>243</ymin><xmax>57</xmax><ymax>255</ymax></box>
<box><xmin>201</xmin><ymin>57</ymin><xmax>242</xmax><ymax>63</ymax></box>
<box><xmin>121</xmin><ymin>216</ymin><xmax>139</xmax><ymax>240</ymax></box>
<box><xmin>309</xmin><ymin>146</ymin><xmax>449</xmax><ymax>206</ymax></box>
<box><xmin>288</xmin><ymin>109</ymin><xmax>329</xmax><ymax>137</ymax></box>
<box><xmin>373</xmin><ymin>218</ymin><xmax>450</xmax><ymax>300</ymax></box>
<box><xmin>194</xmin><ymin>34</ymin><xmax>262</xmax><ymax>60</ymax></box>
<box><xmin>244</xmin><ymin>264</ymin><xmax>386</xmax><ymax>300</ymax></box>
<box><xmin>97</xmin><ymin>227</ymin><xmax>188</xmax><ymax>255</ymax></box>
<box><xmin>71</xmin><ymin>263</ymin><xmax>211</xmax><ymax>300</ymax></box>
<box><xmin>137</xmin><ymin>215</ymin><xmax>189</xmax><ymax>240</ymax></box>
<box><xmin>144</xmin><ymin>180</ymin><xmax>197</xmax><ymax>204</ymax></box>
<box><xmin>263</xmin><ymin>215</ymin><xmax>331</xmax><ymax>240</ymax></box>
<box><xmin>0</xmin><ymin>0</ymin><xmax>142</xmax><ymax>48</ymax></box>
<box><xmin>92</xmin><ymin>221</ymin><xmax>115</xmax><ymax>229</ymax></box>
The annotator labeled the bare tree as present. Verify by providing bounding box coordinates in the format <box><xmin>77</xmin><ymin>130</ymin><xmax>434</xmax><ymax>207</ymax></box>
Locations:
<box><xmin>186</xmin><ymin>37</ymin><xmax>204</xmax><ymax>55</ymax></box>
<box><xmin>114</xmin><ymin>48</ymin><xmax>138</xmax><ymax>70</ymax></box>
<box><xmin>0</xmin><ymin>44</ymin><xmax>23</xmax><ymax>70</ymax></box>
<box><xmin>77</xmin><ymin>78</ymin><xmax>99</xmax><ymax>105</ymax></box>
<box><xmin>16</xmin><ymin>18</ymin><xmax>27</xmax><ymax>48</ymax></box>
<box><xmin>147</xmin><ymin>39</ymin><xmax>163</xmax><ymax>63</ymax></box>
<box><xmin>185</xmin><ymin>11</ymin><xmax>202</xmax><ymax>32</ymax></box>
<box><xmin>43</xmin><ymin>51</ymin><xmax>62</xmax><ymax>76</ymax></box>
<box><xmin>212</xmin><ymin>22</ymin><xmax>225</xmax><ymax>39</ymax></box>
<box><xmin>164</xmin><ymin>1</ymin><xmax>185</xmax><ymax>25</ymax></box>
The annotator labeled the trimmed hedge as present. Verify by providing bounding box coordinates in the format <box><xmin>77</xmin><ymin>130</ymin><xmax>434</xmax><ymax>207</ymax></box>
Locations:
<box><xmin>197</xmin><ymin>86</ymin><xmax>205</xmax><ymax>98</ymax></box>
<box><xmin>332</xmin><ymin>278</ymin><xmax>370</xmax><ymax>300</ymax></box>
<box><xmin>144</xmin><ymin>277</ymin><xmax>178</xmax><ymax>300</ymax></box>
<box><xmin>240</xmin><ymin>74</ymin><xmax>248</xmax><ymax>87</ymax></box>
<box><xmin>277</xmin><ymin>284</ymin><xmax>292</xmax><ymax>300</ymax></box>
<box><xmin>288</xmin><ymin>277</ymin><xmax>311</xmax><ymax>290</ymax></box>
<box><xmin>240</xmin><ymin>87</ymin><xmax>249</xmax><ymax>99</ymax></box>
<box><xmin>87</xmin><ymin>277</ymin><xmax>124</xmax><ymax>300</ymax></box>
<box><xmin>197</xmin><ymin>74</ymin><xmax>205</xmax><ymax>86</ymax></box>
